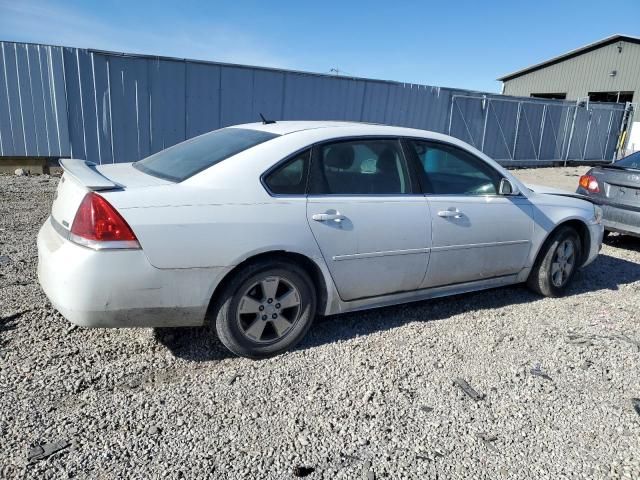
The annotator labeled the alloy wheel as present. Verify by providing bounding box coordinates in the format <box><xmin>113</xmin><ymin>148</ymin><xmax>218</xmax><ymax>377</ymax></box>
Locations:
<box><xmin>551</xmin><ymin>239</ymin><xmax>576</xmax><ymax>287</ymax></box>
<box><xmin>236</xmin><ymin>275</ymin><xmax>302</xmax><ymax>343</ymax></box>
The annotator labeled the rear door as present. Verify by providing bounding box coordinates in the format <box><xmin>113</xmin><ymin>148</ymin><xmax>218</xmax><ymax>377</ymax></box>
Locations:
<box><xmin>404</xmin><ymin>139</ymin><xmax>534</xmax><ymax>288</ymax></box>
<box><xmin>306</xmin><ymin>138</ymin><xmax>431</xmax><ymax>301</ymax></box>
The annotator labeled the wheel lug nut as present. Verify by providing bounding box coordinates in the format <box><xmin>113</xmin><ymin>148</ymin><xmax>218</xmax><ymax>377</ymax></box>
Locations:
<box><xmin>275</xmin><ymin>303</ymin><xmax>281</xmax><ymax>309</ymax></box>
<box><xmin>272</xmin><ymin>313</ymin><xmax>278</xmax><ymax>319</ymax></box>
<box><xmin>259</xmin><ymin>305</ymin><xmax>264</xmax><ymax>311</ymax></box>
<box><xmin>262</xmin><ymin>315</ymin><xmax>267</xmax><ymax>320</ymax></box>
<box><xmin>267</xmin><ymin>298</ymin><xmax>273</xmax><ymax>304</ymax></box>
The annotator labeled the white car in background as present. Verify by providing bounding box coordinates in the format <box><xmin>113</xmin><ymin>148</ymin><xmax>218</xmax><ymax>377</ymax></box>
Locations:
<box><xmin>38</xmin><ymin>121</ymin><xmax>603</xmax><ymax>358</ymax></box>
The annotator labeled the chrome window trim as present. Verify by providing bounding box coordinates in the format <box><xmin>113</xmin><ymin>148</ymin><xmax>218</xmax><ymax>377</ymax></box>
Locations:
<box><xmin>330</xmin><ymin>240</ymin><xmax>530</xmax><ymax>262</ymax></box>
<box><xmin>333</xmin><ymin>247</ymin><xmax>430</xmax><ymax>261</ymax></box>
<box><xmin>306</xmin><ymin>193</ymin><xmax>426</xmax><ymax>199</ymax></box>
<box><xmin>430</xmin><ymin>239</ymin><xmax>530</xmax><ymax>252</ymax></box>
<box><xmin>421</xmin><ymin>193</ymin><xmax>526</xmax><ymax>199</ymax></box>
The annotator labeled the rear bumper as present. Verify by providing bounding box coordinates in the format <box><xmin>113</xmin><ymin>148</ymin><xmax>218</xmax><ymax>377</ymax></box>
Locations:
<box><xmin>37</xmin><ymin>217</ymin><xmax>228</xmax><ymax>327</ymax></box>
<box><xmin>601</xmin><ymin>204</ymin><xmax>640</xmax><ymax>237</ymax></box>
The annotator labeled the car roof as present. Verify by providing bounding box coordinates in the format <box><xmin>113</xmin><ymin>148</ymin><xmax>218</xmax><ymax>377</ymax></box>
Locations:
<box><xmin>233</xmin><ymin>120</ymin><xmax>377</xmax><ymax>135</ymax></box>
<box><xmin>233</xmin><ymin>120</ymin><xmax>479</xmax><ymax>151</ymax></box>
<box><xmin>233</xmin><ymin>120</ymin><xmax>435</xmax><ymax>137</ymax></box>
<box><xmin>187</xmin><ymin>120</ymin><xmax>529</xmax><ymax>195</ymax></box>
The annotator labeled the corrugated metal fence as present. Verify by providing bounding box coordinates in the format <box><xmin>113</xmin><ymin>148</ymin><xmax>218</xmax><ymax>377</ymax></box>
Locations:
<box><xmin>0</xmin><ymin>41</ymin><xmax>627</xmax><ymax>165</ymax></box>
<box><xmin>449</xmin><ymin>95</ymin><xmax>627</xmax><ymax>163</ymax></box>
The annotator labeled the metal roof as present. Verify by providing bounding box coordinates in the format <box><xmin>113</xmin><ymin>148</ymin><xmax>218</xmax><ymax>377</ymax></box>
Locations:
<box><xmin>498</xmin><ymin>34</ymin><xmax>640</xmax><ymax>82</ymax></box>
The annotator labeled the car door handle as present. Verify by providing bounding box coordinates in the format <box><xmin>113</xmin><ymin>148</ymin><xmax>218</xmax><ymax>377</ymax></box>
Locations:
<box><xmin>312</xmin><ymin>213</ymin><xmax>346</xmax><ymax>222</ymax></box>
<box><xmin>437</xmin><ymin>209</ymin><xmax>464</xmax><ymax>218</ymax></box>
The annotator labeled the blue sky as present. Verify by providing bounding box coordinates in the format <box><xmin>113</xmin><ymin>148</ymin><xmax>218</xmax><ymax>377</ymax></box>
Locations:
<box><xmin>1</xmin><ymin>0</ymin><xmax>638</xmax><ymax>93</ymax></box>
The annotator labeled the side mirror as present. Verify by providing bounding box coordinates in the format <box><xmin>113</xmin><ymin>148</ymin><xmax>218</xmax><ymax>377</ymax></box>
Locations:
<box><xmin>499</xmin><ymin>178</ymin><xmax>519</xmax><ymax>196</ymax></box>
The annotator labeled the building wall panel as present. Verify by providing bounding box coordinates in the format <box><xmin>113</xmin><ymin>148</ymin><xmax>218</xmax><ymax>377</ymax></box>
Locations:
<box><xmin>149</xmin><ymin>58</ymin><xmax>186</xmax><ymax>153</ymax></box>
<box><xmin>2</xmin><ymin>43</ymin><xmax>27</xmax><ymax>156</ymax></box>
<box><xmin>77</xmin><ymin>49</ymin><xmax>101</xmax><ymax>164</ymax></box>
<box><xmin>361</xmin><ymin>82</ymin><xmax>390</xmax><ymax>124</ymax></box>
<box><xmin>91</xmin><ymin>53</ymin><xmax>113</xmax><ymax>163</ymax></box>
<box><xmin>26</xmin><ymin>45</ymin><xmax>49</xmax><ymax>156</ymax></box>
<box><xmin>62</xmin><ymin>47</ymin><xmax>86</xmax><ymax>159</ymax></box>
<box><xmin>220</xmin><ymin>66</ymin><xmax>254</xmax><ymax>127</ymax></box>
<box><xmin>15</xmin><ymin>43</ymin><xmax>39</xmax><ymax>156</ymax></box>
<box><xmin>48</xmin><ymin>46</ymin><xmax>71</xmax><ymax>156</ymax></box>
<box><xmin>502</xmin><ymin>41</ymin><xmax>640</xmax><ymax>102</ymax></box>
<box><xmin>109</xmin><ymin>56</ymin><xmax>151</xmax><ymax>163</ymax></box>
<box><xmin>186</xmin><ymin>62</ymin><xmax>222</xmax><ymax>137</ymax></box>
<box><xmin>251</xmin><ymin>69</ymin><xmax>285</xmax><ymax>123</ymax></box>
<box><xmin>0</xmin><ymin>44</ymin><xmax>15</xmax><ymax>156</ymax></box>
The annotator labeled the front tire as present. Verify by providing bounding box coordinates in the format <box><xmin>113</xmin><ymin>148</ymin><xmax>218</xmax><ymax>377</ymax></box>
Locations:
<box><xmin>527</xmin><ymin>226</ymin><xmax>582</xmax><ymax>297</ymax></box>
<box><xmin>214</xmin><ymin>260</ymin><xmax>317</xmax><ymax>359</ymax></box>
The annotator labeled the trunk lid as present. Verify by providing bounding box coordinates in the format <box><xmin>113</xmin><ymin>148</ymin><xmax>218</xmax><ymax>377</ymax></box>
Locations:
<box><xmin>51</xmin><ymin>159</ymin><xmax>171</xmax><ymax>232</ymax></box>
<box><xmin>592</xmin><ymin>166</ymin><xmax>640</xmax><ymax>207</ymax></box>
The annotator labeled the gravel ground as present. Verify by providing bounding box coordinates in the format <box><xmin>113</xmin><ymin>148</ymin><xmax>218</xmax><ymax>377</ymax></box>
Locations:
<box><xmin>511</xmin><ymin>165</ymin><xmax>591</xmax><ymax>192</ymax></box>
<box><xmin>1</xmin><ymin>171</ymin><xmax>639</xmax><ymax>479</ymax></box>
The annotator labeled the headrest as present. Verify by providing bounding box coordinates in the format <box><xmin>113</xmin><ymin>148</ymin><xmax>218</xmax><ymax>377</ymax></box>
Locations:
<box><xmin>376</xmin><ymin>147</ymin><xmax>397</xmax><ymax>172</ymax></box>
<box><xmin>324</xmin><ymin>145</ymin><xmax>355</xmax><ymax>169</ymax></box>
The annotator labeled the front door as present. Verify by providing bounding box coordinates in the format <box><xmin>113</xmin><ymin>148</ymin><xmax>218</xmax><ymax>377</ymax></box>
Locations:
<box><xmin>404</xmin><ymin>139</ymin><xmax>534</xmax><ymax>288</ymax></box>
<box><xmin>306</xmin><ymin>138</ymin><xmax>431</xmax><ymax>301</ymax></box>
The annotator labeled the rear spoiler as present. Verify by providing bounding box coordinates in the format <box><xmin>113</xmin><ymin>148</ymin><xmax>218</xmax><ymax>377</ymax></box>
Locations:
<box><xmin>59</xmin><ymin>159</ymin><xmax>118</xmax><ymax>191</ymax></box>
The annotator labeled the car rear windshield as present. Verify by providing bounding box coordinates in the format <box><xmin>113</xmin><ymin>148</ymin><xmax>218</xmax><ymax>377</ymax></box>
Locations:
<box><xmin>615</xmin><ymin>151</ymin><xmax>640</xmax><ymax>170</ymax></box>
<box><xmin>133</xmin><ymin>128</ymin><xmax>279</xmax><ymax>182</ymax></box>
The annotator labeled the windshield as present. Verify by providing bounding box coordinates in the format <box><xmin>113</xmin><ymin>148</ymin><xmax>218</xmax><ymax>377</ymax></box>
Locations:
<box><xmin>134</xmin><ymin>128</ymin><xmax>279</xmax><ymax>181</ymax></box>
<box><xmin>614</xmin><ymin>151</ymin><xmax>640</xmax><ymax>170</ymax></box>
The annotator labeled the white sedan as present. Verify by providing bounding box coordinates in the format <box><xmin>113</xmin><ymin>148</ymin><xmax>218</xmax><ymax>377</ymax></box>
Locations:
<box><xmin>38</xmin><ymin>121</ymin><xmax>603</xmax><ymax>358</ymax></box>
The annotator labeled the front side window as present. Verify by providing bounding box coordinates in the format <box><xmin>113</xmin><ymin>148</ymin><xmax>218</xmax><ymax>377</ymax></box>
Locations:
<box><xmin>134</xmin><ymin>128</ymin><xmax>279</xmax><ymax>182</ymax></box>
<box><xmin>264</xmin><ymin>150</ymin><xmax>310</xmax><ymax>195</ymax></box>
<box><xmin>309</xmin><ymin>139</ymin><xmax>411</xmax><ymax>195</ymax></box>
<box><xmin>408</xmin><ymin>140</ymin><xmax>501</xmax><ymax>195</ymax></box>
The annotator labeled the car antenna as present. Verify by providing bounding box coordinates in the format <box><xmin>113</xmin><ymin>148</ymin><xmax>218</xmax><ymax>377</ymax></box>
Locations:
<box><xmin>259</xmin><ymin>113</ymin><xmax>276</xmax><ymax>125</ymax></box>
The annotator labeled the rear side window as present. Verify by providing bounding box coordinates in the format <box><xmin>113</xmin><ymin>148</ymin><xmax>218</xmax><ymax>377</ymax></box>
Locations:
<box><xmin>264</xmin><ymin>150</ymin><xmax>310</xmax><ymax>195</ymax></box>
<box><xmin>134</xmin><ymin>128</ymin><xmax>278</xmax><ymax>182</ymax></box>
<box><xmin>309</xmin><ymin>139</ymin><xmax>411</xmax><ymax>195</ymax></box>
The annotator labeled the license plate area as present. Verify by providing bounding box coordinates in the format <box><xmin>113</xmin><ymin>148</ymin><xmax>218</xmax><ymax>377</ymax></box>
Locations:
<box><xmin>607</xmin><ymin>184</ymin><xmax>640</xmax><ymax>201</ymax></box>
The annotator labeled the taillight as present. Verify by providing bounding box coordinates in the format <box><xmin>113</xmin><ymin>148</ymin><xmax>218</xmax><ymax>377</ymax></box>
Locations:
<box><xmin>579</xmin><ymin>174</ymin><xmax>600</xmax><ymax>193</ymax></box>
<box><xmin>70</xmin><ymin>192</ymin><xmax>140</xmax><ymax>249</ymax></box>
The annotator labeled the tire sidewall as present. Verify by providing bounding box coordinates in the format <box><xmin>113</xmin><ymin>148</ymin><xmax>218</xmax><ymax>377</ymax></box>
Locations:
<box><xmin>215</xmin><ymin>262</ymin><xmax>316</xmax><ymax>358</ymax></box>
<box><xmin>539</xmin><ymin>228</ymin><xmax>582</xmax><ymax>296</ymax></box>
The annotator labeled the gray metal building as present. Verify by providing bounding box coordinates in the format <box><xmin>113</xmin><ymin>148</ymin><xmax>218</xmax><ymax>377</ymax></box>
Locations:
<box><xmin>0</xmin><ymin>40</ymin><xmax>631</xmax><ymax>171</ymax></box>
<box><xmin>499</xmin><ymin>35</ymin><xmax>640</xmax><ymax>103</ymax></box>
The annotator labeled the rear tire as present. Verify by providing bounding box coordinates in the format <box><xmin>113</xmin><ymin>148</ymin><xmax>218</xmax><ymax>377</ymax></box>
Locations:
<box><xmin>527</xmin><ymin>226</ymin><xmax>582</xmax><ymax>297</ymax></box>
<box><xmin>213</xmin><ymin>260</ymin><xmax>317</xmax><ymax>359</ymax></box>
